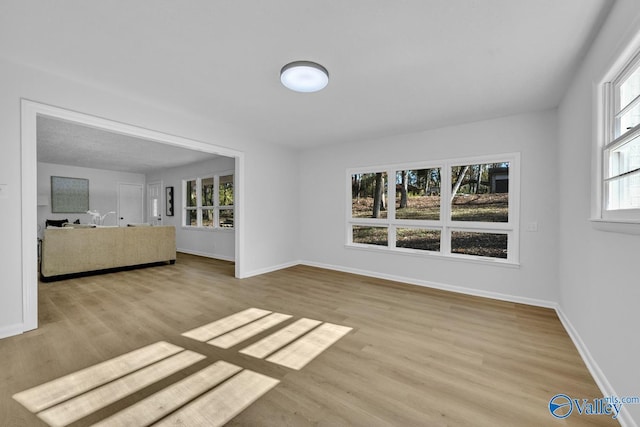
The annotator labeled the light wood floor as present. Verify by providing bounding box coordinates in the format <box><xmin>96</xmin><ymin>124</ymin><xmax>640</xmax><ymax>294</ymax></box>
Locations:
<box><xmin>0</xmin><ymin>253</ymin><xmax>617</xmax><ymax>426</ymax></box>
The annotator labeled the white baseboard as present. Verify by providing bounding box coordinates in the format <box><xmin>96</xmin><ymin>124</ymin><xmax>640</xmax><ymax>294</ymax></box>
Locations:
<box><xmin>556</xmin><ymin>308</ymin><xmax>637</xmax><ymax>427</ymax></box>
<box><xmin>177</xmin><ymin>249</ymin><xmax>235</xmax><ymax>262</ymax></box>
<box><xmin>299</xmin><ymin>259</ymin><xmax>557</xmax><ymax>308</ymax></box>
<box><xmin>239</xmin><ymin>261</ymin><xmax>299</xmax><ymax>279</ymax></box>
<box><xmin>0</xmin><ymin>323</ymin><xmax>24</xmax><ymax>340</ymax></box>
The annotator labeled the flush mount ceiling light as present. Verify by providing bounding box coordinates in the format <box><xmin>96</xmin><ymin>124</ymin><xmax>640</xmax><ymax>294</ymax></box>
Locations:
<box><xmin>280</xmin><ymin>61</ymin><xmax>329</xmax><ymax>93</ymax></box>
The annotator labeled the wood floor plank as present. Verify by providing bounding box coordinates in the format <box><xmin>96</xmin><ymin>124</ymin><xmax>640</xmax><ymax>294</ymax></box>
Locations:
<box><xmin>239</xmin><ymin>318</ymin><xmax>322</xmax><ymax>359</ymax></box>
<box><xmin>207</xmin><ymin>313</ymin><xmax>292</xmax><ymax>349</ymax></box>
<box><xmin>154</xmin><ymin>370</ymin><xmax>279</xmax><ymax>427</ymax></box>
<box><xmin>266</xmin><ymin>323</ymin><xmax>353</xmax><ymax>370</ymax></box>
<box><xmin>181</xmin><ymin>308</ymin><xmax>271</xmax><ymax>342</ymax></box>
<box><xmin>92</xmin><ymin>360</ymin><xmax>242</xmax><ymax>427</ymax></box>
<box><xmin>37</xmin><ymin>350</ymin><xmax>205</xmax><ymax>427</ymax></box>
<box><xmin>0</xmin><ymin>254</ymin><xmax>617</xmax><ymax>427</ymax></box>
<box><xmin>12</xmin><ymin>341</ymin><xmax>183</xmax><ymax>413</ymax></box>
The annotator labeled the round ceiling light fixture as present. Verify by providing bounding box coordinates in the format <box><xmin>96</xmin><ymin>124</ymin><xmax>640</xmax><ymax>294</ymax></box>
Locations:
<box><xmin>280</xmin><ymin>61</ymin><xmax>329</xmax><ymax>93</ymax></box>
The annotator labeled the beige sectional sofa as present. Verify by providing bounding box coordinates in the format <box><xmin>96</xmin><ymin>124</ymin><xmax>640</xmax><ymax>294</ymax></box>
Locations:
<box><xmin>40</xmin><ymin>225</ymin><xmax>176</xmax><ymax>280</ymax></box>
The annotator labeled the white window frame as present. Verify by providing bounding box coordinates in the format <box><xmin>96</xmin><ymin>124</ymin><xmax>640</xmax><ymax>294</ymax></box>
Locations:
<box><xmin>599</xmin><ymin>50</ymin><xmax>640</xmax><ymax>223</ymax></box>
<box><xmin>182</xmin><ymin>172</ymin><xmax>234</xmax><ymax>230</ymax></box>
<box><xmin>346</xmin><ymin>153</ymin><xmax>520</xmax><ymax>265</ymax></box>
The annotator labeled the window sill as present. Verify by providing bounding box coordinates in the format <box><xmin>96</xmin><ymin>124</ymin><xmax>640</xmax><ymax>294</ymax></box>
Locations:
<box><xmin>344</xmin><ymin>243</ymin><xmax>520</xmax><ymax>269</ymax></box>
<box><xmin>589</xmin><ymin>218</ymin><xmax>640</xmax><ymax>235</ymax></box>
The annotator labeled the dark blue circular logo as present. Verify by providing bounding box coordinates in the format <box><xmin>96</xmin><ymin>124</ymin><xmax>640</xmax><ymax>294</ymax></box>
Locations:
<box><xmin>549</xmin><ymin>394</ymin><xmax>573</xmax><ymax>419</ymax></box>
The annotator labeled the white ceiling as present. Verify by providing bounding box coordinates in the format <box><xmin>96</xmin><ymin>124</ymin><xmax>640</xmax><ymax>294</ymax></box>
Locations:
<box><xmin>1</xmin><ymin>0</ymin><xmax>614</xmax><ymax>151</ymax></box>
<box><xmin>37</xmin><ymin>116</ymin><xmax>220</xmax><ymax>173</ymax></box>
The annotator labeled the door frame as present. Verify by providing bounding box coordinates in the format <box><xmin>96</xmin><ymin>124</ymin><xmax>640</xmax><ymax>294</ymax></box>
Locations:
<box><xmin>21</xmin><ymin>99</ymin><xmax>245</xmax><ymax>332</ymax></box>
<box><xmin>146</xmin><ymin>180</ymin><xmax>163</xmax><ymax>225</ymax></box>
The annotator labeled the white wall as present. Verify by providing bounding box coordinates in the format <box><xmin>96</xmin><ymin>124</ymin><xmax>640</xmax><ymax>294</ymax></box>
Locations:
<box><xmin>557</xmin><ymin>1</ymin><xmax>640</xmax><ymax>425</ymax></box>
<box><xmin>146</xmin><ymin>156</ymin><xmax>236</xmax><ymax>261</ymax></box>
<box><xmin>299</xmin><ymin>110</ymin><xmax>559</xmax><ymax>305</ymax></box>
<box><xmin>0</xmin><ymin>57</ymin><xmax>299</xmax><ymax>337</ymax></box>
<box><xmin>241</xmin><ymin>141</ymin><xmax>300</xmax><ymax>276</ymax></box>
<box><xmin>38</xmin><ymin>162</ymin><xmax>145</xmax><ymax>233</ymax></box>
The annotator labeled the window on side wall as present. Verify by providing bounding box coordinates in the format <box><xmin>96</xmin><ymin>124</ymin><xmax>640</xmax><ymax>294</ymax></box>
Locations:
<box><xmin>347</xmin><ymin>154</ymin><xmax>519</xmax><ymax>264</ymax></box>
<box><xmin>183</xmin><ymin>174</ymin><xmax>234</xmax><ymax>229</ymax></box>
<box><xmin>218</xmin><ymin>174</ymin><xmax>234</xmax><ymax>228</ymax></box>
<box><xmin>602</xmin><ymin>51</ymin><xmax>640</xmax><ymax>221</ymax></box>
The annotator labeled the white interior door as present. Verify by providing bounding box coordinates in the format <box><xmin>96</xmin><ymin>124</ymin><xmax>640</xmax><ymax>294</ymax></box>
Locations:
<box><xmin>147</xmin><ymin>182</ymin><xmax>162</xmax><ymax>225</ymax></box>
<box><xmin>118</xmin><ymin>183</ymin><xmax>144</xmax><ymax>226</ymax></box>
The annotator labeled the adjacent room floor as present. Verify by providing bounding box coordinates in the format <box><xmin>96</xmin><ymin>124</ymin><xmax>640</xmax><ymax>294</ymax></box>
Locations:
<box><xmin>0</xmin><ymin>253</ymin><xmax>616</xmax><ymax>426</ymax></box>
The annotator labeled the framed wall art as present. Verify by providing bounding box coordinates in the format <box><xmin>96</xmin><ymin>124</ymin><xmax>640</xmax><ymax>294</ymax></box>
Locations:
<box><xmin>166</xmin><ymin>186</ymin><xmax>174</xmax><ymax>216</ymax></box>
<box><xmin>51</xmin><ymin>176</ymin><xmax>89</xmax><ymax>213</ymax></box>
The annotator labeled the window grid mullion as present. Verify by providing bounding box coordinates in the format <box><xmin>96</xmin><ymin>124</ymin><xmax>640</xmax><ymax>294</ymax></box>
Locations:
<box><xmin>614</xmin><ymin>92</ymin><xmax>640</xmax><ymax>118</ymax></box>
<box><xmin>604</xmin><ymin>167</ymin><xmax>640</xmax><ymax>182</ymax></box>
<box><xmin>389</xmin><ymin>225</ymin><xmax>397</xmax><ymax>249</ymax></box>
<box><xmin>441</xmin><ymin>226</ymin><xmax>452</xmax><ymax>256</ymax></box>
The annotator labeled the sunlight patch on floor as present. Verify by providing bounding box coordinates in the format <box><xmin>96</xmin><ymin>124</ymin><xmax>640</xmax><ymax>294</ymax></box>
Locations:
<box><xmin>13</xmin><ymin>308</ymin><xmax>352</xmax><ymax>426</ymax></box>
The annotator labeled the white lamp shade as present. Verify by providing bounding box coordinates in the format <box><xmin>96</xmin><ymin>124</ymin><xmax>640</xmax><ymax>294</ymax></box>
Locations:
<box><xmin>281</xmin><ymin>61</ymin><xmax>329</xmax><ymax>93</ymax></box>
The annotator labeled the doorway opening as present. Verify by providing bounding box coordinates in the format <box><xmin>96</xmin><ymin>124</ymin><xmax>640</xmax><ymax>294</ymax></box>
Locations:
<box><xmin>21</xmin><ymin>100</ymin><xmax>245</xmax><ymax>333</ymax></box>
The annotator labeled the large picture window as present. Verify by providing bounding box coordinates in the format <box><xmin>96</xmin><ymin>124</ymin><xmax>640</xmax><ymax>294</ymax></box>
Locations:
<box><xmin>183</xmin><ymin>174</ymin><xmax>234</xmax><ymax>229</ymax></box>
<box><xmin>347</xmin><ymin>154</ymin><xmax>519</xmax><ymax>264</ymax></box>
<box><xmin>602</xmin><ymin>51</ymin><xmax>640</xmax><ymax>221</ymax></box>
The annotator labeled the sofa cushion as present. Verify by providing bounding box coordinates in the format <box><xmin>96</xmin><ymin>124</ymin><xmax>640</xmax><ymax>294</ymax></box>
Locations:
<box><xmin>45</xmin><ymin>219</ymin><xmax>68</xmax><ymax>227</ymax></box>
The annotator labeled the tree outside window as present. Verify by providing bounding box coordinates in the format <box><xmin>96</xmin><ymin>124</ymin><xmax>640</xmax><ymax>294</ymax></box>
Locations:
<box><xmin>347</xmin><ymin>154</ymin><xmax>518</xmax><ymax>263</ymax></box>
